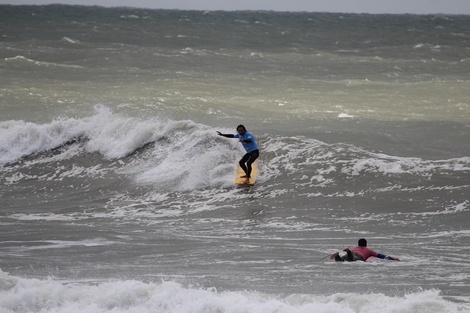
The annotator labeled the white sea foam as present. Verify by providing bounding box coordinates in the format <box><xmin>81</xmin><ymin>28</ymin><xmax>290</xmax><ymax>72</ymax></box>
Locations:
<box><xmin>0</xmin><ymin>105</ymin><xmax>196</xmax><ymax>166</ymax></box>
<box><xmin>0</xmin><ymin>118</ymin><xmax>82</xmax><ymax>165</ymax></box>
<box><xmin>4</xmin><ymin>55</ymin><xmax>84</xmax><ymax>68</ymax></box>
<box><xmin>1</xmin><ymin>238</ymin><xmax>117</xmax><ymax>251</ymax></box>
<box><xmin>347</xmin><ymin>154</ymin><xmax>470</xmax><ymax>176</ymax></box>
<box><xmin>0</xmin><ymin>271</ymin><xmax>467</xmax><ymax>313</ymax></box>
<box><xmin>263</xmin><ymin>135</ymin><xmax>470</xmax><ymax>188</ymax></box>
<box><xmin>2</xmin><ymin>107</ymin><xmax>467</xmax><ymax>200</ymax></box>
<box><xmin>0</xmin><ymin>105</ymin><xmax>253</xmax><ymax>199</ymax></box>
<box><xmin>61</xmin><ymin>36</ymin><xmax>81</xmax><ymax>44</ymax></box>
<box><xmin>133</xmin><ymin>124</ymin><xmax>244</xmax><ymax>191</ymax></box>
<box><xmin>120</xmin><ymin>14</ymin><xmax>140</xmax><ymax>19</ymax></box>
<box><xmin>402</xmin><ymin>201</ymin><xmax>469</xmax><ymax>217</ymax></box>
<box><xmin>338</xmin><ymin>113</ymin><xmax>356</xmax><ymax>119</ymax></box>
<box><xmin>9</xmin><ymin>212</ymin><xmax>85</xmax><ymax>222</ymax></box>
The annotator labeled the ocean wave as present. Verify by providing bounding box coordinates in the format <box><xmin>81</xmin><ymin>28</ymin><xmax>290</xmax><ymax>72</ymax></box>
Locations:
<box><xmin>263</xmin><ymin>135</ymin><xmax>470</xmax><ymax>181</ymax></box>
<box><xmin>0</xmin><ymin>118</ymin><xmax>83</xmax><ymax>166</ymax></box>
<box><xmin>0</xmin><ymin>105</ymin><xmax>184</xmax><ymax>166</ymax></box>
<box><xmin>396</xmin><ymin>200</ymin><xmax>469</xmax><ymax>218</ymax></box>
<box><xmin>346</xmin><ymin>153</ymin><xmax>470</xmax><ymax>176</ymax></box>
<box><xmin>4</xmin><ymin>55</ymin><xmax>84</xmax><ymax>69</ymax></box>
<box><xmin>0</xmin><ymin>270</ymin><xmax>467</xmax><ymax>313</ymax></box>
<box><xmin>1</xmin><ymin>106</ymin><xmax>468</xmax><ymax>194</ymax></box>
<box><xmin>61</xmin><ymin>36</ymin><xmax>82</xmax><ymax>44</ymax></box>
<box><xmin>133</xmin><ymin>126</ymin><xmax>241</xmax><ymax>191</ymax></box>
<box><xmin>0</xmin><ymin>105</ymin><xmax>243</xmax><ymax>192</ymax></box>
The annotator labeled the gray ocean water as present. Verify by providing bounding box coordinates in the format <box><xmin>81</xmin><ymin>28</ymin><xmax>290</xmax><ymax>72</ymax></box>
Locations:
<box><xmin>1</xmin><ymin>5</ymin><xmax>470</xmax><ymax>312</ymax></box>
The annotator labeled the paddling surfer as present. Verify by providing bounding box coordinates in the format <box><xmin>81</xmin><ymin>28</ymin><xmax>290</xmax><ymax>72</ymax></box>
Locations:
<box><xmin>217</xmin><ymin>125</ymin><xmax>259</xmax><ymax>182</ymax></box>
<box><xmin>330</xmin><ymin>238</ymin><xmax>400</xmax><ymax>262</ymax></box>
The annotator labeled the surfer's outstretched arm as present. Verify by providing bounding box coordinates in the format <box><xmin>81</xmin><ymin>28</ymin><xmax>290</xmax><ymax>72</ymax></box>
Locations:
<box><xmin>216</xmin><ymin>131</ymin><xmax>235</xmax><ymax>138</ymax></box>
<box><xmin>377</xmin><ymin>253</ymin><xmax>400</xmax><ymax>261</ymax></box>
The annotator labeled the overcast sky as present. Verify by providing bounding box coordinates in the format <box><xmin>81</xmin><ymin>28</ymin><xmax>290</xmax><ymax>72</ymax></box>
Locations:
<box><xmin>1</xmin><ymin>0</ymin><xmax>470</xmax><ymax>15</ymax></box>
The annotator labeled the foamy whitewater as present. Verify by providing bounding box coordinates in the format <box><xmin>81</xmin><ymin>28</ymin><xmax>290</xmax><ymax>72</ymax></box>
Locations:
<box><xmin>1</xmin><ymin>5</ymin><xmax>470</xmax><ymax>313</ymax></box>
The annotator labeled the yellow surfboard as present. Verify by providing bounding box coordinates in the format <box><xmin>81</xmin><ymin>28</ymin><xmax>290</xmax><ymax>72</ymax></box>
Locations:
<box><xmin>234</xmin><ymin>162</ymin><xmax>258</xmax><ymax>186</ymax></box>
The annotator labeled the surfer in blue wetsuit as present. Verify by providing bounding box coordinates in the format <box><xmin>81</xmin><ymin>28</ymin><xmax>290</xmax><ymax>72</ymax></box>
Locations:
<box><xmin>217</xmin><ymin>124</ymin><xmax>259</xmax><ymax>182</ymax></box>
<box><xmin>330</xmin><ymin>238</ymin><xmax>400</xmax><ymax>262</ymax></box>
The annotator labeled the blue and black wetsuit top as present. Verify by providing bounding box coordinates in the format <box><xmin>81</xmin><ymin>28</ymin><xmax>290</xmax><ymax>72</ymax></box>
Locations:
<box><xmin>234</xmin><ymin>131</ymin><xmax>258</xmax><ymax>153</ymax></box>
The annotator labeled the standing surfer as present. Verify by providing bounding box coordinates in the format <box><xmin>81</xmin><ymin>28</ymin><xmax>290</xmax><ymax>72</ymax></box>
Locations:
<box><xmin>217</xmin><ymin>125</ymin><xmax>259</xmax><ymax>183</ymax></box>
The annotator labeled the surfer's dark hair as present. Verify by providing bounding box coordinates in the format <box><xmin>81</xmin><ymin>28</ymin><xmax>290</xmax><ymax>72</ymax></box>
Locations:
<box><xmin>358</xmin><ymin>238</ymin><xmax>367</xmax><ymax>247</ymax></box>
<box><xmin>237</xmin><ymin>124</ymin><xmax>246</xmax><ymax>131</ymax></box>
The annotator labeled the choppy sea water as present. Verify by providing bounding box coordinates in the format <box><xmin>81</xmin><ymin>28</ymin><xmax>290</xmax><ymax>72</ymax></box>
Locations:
<box><xmin>1</xmin><ymin>5</ymin><xmax>469</xmax><ymax>312</ymax></box>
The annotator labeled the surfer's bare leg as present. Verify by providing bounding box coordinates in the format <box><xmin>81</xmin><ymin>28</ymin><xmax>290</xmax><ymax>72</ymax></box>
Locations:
<box><xmin>344</xmin><ymin>248</ymin><xmax>354</xmax><ymax>261</ymax></box>
<box><xmin>330</xmin><ymin>252</ymin><xmax>345</xmax><ymax>262</ymax></box>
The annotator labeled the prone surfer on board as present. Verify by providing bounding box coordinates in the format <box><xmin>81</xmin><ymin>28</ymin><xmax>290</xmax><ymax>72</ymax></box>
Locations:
<box><xmin>217</xmin><ymin>124</ymin><xmax>259</xmax><ymax>183</ymax></box>
<box><xmin>330</xmin><ymin>238</ymin><xmax>400</xmax><ymax>262</ymax></box>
